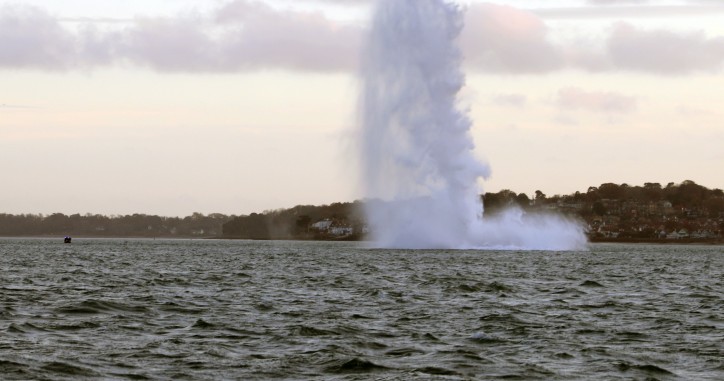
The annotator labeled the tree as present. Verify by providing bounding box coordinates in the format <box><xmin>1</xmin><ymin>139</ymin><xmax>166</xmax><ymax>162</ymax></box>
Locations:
<box><xmin>515</xmin><ymin>193</ymin><xmax>531</xmax><ymax>208</ymax></box>
<box><xmin>295</xmin><ymin>215</ymin><xmax>311</xmax><ymax>234</ymax></box>
<box><xmin>643</xmin><ymin>182</ymin><xmax>663</xmax><ymax>201</ymax></box>
<box><xmin>483</xmin><ymin>190</ymin><xmax>518</xmax><ymax>215</ymax></box>
<box><xmin>598</xmin><ymin>183</ymin><xmax>624</xmax><ymax>200</ymax></box>
<box><xmin>592</xmin><ymin>201</ymin><xmax>607</xmax><ymax>216</ymax></box>
<box><xmin>703</xmin><ymin>197</ymin><xmax>724</xmax><ymax>218</ymax></box>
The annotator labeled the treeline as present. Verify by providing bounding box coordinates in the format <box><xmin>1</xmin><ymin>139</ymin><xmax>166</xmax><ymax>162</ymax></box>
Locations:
<box><xmin>2</xmin><ymin>181</ymin><xmax>722</xmax><ymax>240</ymax></box>
<box><xmin>482</xmin><ymin>180</ymin><xmax>723</xmax><ymax>242</ymax></box>
<box><xmin>221</xmin><ymin>180</ymin><xmax>723</xmax><ymax>241</ymax></box>
<box><xmin>0</xmin><ymin>212</ymin><xmax>232</xmax><ymax>237</ymax></box>
<box><xmin>222</xmin><ymin>201</ymin><xmax>366</xmax><ymax>240</ymax></box>
<box><xmin>482</xmin><ymin>180</ymin><xmax>724</xmax><ymax>218</ymax></box>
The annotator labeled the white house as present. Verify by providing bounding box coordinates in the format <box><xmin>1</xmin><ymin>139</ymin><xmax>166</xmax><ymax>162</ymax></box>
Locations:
<box><xmin>311</xmin><ymin>220</ymin><xmax>333</xmax><ymax>231</ymax></box>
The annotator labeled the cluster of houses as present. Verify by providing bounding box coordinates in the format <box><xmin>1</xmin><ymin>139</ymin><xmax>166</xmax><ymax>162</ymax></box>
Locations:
<box><xmin>592</xmin><ymin>223</ymin><xmax>721</xmax><ymax>240</ymax></box>
<box><xmin>303</xmin><ymin>198</ymin><xmax>722</xmax><ymax>242</ymax></box>
<box><xmin>310</xmin><ymin>219</ymin><xmax>356</xmax><ymax>237</ymax></box>
<box><xmin>569</xmin><ymin>200</ymin><xmax>723</xmax><ymax>241</ymax></box>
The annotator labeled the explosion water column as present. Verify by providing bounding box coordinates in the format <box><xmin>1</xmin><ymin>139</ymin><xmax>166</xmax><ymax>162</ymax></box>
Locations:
<box><xmin>359</xmin><ymin>0</ymin><xmax>587</xmax><ymax>250</ymax></box>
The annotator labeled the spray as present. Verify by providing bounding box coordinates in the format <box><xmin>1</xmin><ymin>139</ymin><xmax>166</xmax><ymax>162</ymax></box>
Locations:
<box><xmin>359</xmin><ymin>0</ymin><xmax>587</xmax><ymax>250</ymax></box>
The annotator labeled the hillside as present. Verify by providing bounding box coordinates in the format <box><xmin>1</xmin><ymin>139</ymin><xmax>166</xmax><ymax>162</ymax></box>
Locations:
<box><xmin>1</xmin><ymin>180</ymin><xmax>721</xmax><ymax>243</ymax></box>
<box><xmin>222</xmin><ymin>180</ymin><xmax>723</xmax><ymax>243</ymax></box>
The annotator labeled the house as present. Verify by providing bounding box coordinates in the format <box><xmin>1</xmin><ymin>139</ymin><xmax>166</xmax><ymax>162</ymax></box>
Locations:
<box><xmin>691</xmin><ymin>230</ymin><xmax>715</xmax><ymax>239</ymax></box>
<box><xmin>666</xmin><ymin>229</ymin><xmax>689</xmax><ymax>239</ymax></box>
<box><xmin>311</xmin><ymin>220</ymin><xmax>333</xmax><ymax>231</ymax></box>
<box><xmin>330</xmin><ymin>226</ymin><xmax>353</xmax><ymax>236</ymax></box>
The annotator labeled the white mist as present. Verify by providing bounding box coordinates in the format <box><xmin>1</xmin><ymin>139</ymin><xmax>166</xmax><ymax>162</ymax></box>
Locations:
<box><xmin>358</xmin><ymin>0</ymin><xmax>587</xmax><ymax>250</ymax></box>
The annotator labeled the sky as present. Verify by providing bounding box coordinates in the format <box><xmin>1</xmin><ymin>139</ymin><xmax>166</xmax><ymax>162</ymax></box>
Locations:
<box><xmin>1</xmin><ymin>0</ymin><xmax>723</xmax><ymax>217</ymax></box>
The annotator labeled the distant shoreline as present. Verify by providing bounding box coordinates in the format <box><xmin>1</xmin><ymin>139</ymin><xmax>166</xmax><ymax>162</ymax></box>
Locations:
<box><xmin>588</xmin><ymin>237</ymin><xmax>724</xmax><ymax>245</ymax></box>
<box><xmin>4</xmin><ymin>235</ymin><xmax>721</xmax><ymax>246</ymax></box>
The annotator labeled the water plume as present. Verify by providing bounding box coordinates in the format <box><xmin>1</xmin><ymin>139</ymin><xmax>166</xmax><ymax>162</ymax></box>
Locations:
<box><xmin>358</xmin><ymin>0</ymin><xmax>587</xmax><ymax>250</ymax></box>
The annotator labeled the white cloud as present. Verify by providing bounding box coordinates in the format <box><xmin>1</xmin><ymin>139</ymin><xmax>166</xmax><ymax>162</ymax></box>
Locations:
<box><xmin>212</xmin><ymin>0</ymin><xmax>360</xmax><ymax>72</ymax></box>
<box><xmin>0</xmin><ymin>103</ymin><xmax>35</xmax><ymax>109</ymax></box>
<box><xmin>491</xmin><ymin>93</ymin><xmax>527</xmax><ymax>108</ymax></box>
<box><xmin>556</xmin><ymin>87</ymin><xmax>637</xmax><ymax>114</ymax></box>
<box><xmin>587</xmin><ymin>0</ymin><xmax>649</xmax><ymax>4</ymax></box>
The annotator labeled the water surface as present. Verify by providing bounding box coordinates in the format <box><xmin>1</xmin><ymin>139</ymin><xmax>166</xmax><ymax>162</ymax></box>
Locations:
<box><xmin>1</xmin><ymin>238</ymin><xmax>722</xmax><ymax>379</ymax></box>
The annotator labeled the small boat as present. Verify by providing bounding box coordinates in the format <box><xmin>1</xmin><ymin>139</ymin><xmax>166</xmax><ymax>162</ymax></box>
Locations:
<box><xmin>64</xmin><ymin>236</ymin><xmax>72</xmax><ymax>243</ymax></box>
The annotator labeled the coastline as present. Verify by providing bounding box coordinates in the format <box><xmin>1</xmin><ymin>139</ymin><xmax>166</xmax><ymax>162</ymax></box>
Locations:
<box><xmin>588</xmin><ymin>237</ymin><xmax>724</xmax><ymax>245</ymax></box>
<box><xmin>2</xmin><ymin>232</ymin><xmax>722</xmax><ymax>246</ymax></box>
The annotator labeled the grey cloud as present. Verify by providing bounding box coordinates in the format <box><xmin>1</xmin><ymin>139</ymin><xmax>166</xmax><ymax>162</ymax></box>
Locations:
<box><xmin>0</xmin><ymin>5</ymin><xmax>76</xmax><ymax>69</ymax></box>
<box><xmin>119</xmin><ymin>17</ymin><xmax>221</xmax><ymax>71</ymax></box>
<box><xmin>607</xmin><ymin>22</ymin><xmax>724</xmax><ymax>74</ymax></box>
<box><xmin>1</xmin><ymin>1</ymin><xmax>723</xmax><ymax>75</ymax></box>
<box><xmin>0</xmin><ymin>1</ymin><xmax>360</xmax><ymax>72</ymax></box>
<box><xmin>214</xmin><ymin>0</ymin><xmax>360</xmax><ymax>72</ymax></box>
<box><xmin>462</xmin><ymin>3</ymin><xmax>724</xmax><ymax>74</ymax></box>
<box><xmin>533</xmin><ymin>4</ymin><xmax>724</xmax><ymax>19</ymax></box>
<box><xmin>461</xmin><ymin>3</ymin><xmax>564</xmax><ymax>73</ymax></box>
<box><xmin>117</xmin><ymin>0</ymin><xmax>361</xmax><ymax>72</ymax></box>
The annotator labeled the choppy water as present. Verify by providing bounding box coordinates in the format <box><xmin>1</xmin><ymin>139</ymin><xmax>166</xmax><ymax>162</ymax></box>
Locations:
<box><xmin>0</xmin><ymin>238</ymin><xmax>722</xmax><ymax>380</ymax></box>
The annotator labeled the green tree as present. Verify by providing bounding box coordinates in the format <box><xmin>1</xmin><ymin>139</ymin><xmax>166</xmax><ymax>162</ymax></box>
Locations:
<box><xmin>515</xmin><ymin>193</ymin><xmax>530</xmax><ymax>208</ymax></box>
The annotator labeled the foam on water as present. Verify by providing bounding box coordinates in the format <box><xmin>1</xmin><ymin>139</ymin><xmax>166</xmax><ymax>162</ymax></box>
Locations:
<box><xmin>358</xmin><ymin>0</ymin><xmax>587</xmax><ymax>250</ymax></box>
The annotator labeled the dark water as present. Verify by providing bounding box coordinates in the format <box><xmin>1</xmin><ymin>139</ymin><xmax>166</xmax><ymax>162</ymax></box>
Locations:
<box><xmin>0</xmin><ymin>238</ymin><xmax>722</xmax><ymax>380</ymax></box>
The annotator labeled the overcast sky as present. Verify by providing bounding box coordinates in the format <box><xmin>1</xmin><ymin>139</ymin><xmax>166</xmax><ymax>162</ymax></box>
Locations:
<box><xmin>2</xmin><ymin>0</ymin><xmax>723</xmax><ymax>216</ymax></box>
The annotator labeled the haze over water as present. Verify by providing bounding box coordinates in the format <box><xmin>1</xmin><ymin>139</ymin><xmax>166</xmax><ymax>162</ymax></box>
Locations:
<box><xmin>359</xmin><ymin>0</ymin><xmax>586</xmax><ymax>250</ymax></box>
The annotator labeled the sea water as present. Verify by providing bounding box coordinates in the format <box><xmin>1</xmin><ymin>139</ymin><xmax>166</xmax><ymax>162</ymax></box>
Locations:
<box><xmin>0</xmin><ymin>238</ymin><xmax>722</xmax><ymax>380</ymax></box>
